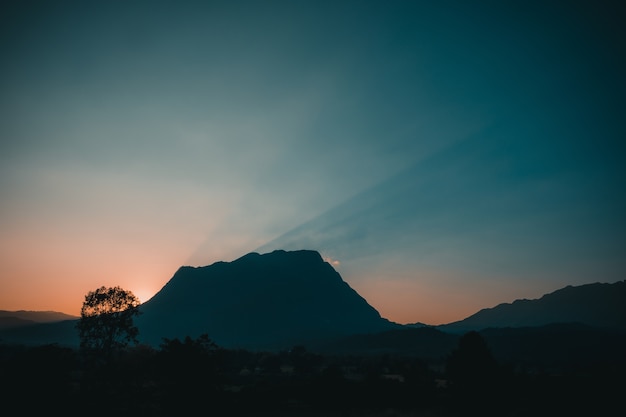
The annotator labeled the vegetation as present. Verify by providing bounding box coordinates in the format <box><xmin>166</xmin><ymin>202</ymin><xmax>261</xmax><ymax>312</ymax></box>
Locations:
<box><xmin>0</xmin><ymin>286</ymin><xmax>622</xmax><ymax>416</ymax></box>
<box><xmin>1</xmin><ymin>331</ymin><xmax>623</xmax><ymax>416</ymax></box>
<box><xmin>75</xmin><ymin>286</ymin><xmax>141</xmax><ymax>359</ymax></box>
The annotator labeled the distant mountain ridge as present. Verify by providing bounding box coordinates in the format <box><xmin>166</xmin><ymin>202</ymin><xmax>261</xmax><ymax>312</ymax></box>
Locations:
<box><xmin>136</xmin><ymin>249</ymin><xmax>399</xmax><ymax>349</ymax></box>
<box><xmin>438</xmin><ymin>280</ymin><xmax>626</xmax><ymax>333</ymax></box>
<box><xmin>1</xmin><ymin>253</ymin><xmax>624</xmax><ymax>355</ymax></box>
<box><xmin>0</xmin><ymin>310</ymin><xmax>78</xmax><ymax>330</ymax></box>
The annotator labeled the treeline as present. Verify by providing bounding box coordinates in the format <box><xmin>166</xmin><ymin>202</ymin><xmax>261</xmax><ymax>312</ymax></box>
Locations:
<box><xmin>1</xmin><ymin>331</ymin><xmax>623</xmax><ymax>417</ymax></box>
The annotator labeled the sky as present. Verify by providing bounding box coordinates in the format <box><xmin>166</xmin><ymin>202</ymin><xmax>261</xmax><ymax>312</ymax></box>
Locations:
<box><xmin>1</xmin><ymin>0</ymin><xmax>625</xmax><ymax>325</ymax></box>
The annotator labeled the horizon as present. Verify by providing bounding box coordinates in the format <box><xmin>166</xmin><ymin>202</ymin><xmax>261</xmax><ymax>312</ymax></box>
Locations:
<box><xmin>1</xmin><ymin>1</ymin><xmax>625</xmax><ymax>325</ymax></box>
<box><xmin>2</xmin><ymin>248</ymin><xmax>624</xmax><ymax>327</ymax></box>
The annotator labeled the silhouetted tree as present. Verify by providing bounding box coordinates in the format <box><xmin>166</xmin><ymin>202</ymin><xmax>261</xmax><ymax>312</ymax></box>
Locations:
<box><xmin>76</xmin><ymin>286</ymin><xmax>141</xmax><ymax>359</ymax></box>
<box><xmin>288</xmin><ymin>344</ymin><xmax>322</xmax><ymax>375</ymax></box>
<box><xmin>157</xmin><ymin>334</ymin><xmax>224</xmax><ymax>413</ymax></box>
<box><xmin>446</xmin><ymin>331</ymin><xmax>498</xmax><ymax>384</ymax></box>
<box><xmin>445</xmin><ymin>331</ymin><xmax>500</xmax><ymax>415</ymax></box>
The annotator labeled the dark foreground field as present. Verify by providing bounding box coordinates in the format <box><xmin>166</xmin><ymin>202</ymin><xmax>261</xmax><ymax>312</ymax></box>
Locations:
<box><xmin>2</xmin><ymin>331</ymin><xmax>624</xmax><ymax>417</ymax></box>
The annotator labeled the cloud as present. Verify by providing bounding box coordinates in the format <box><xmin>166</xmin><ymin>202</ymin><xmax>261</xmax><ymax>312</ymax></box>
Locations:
<box><xmin>322</xmin><ymin>255</ymin><xmax>341</xmax><ymax>268</ymax></box>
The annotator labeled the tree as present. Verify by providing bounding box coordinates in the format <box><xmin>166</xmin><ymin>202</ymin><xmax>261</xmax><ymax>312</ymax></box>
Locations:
<box><xmin>76</xmin><ymin>286</ymin><xmax>141</xmax><ymax>358</ymax></box>
<box><xmin>446</xmin><ymin>331</ymin><xmax>498</xmax><ymax>387</ymax></box>
<box><xmin>157</xmin><ymin>334</ymin><xmax>224</xmax><ymax>413</ymax></box>
<box><xmin>445</xmin><ymin>331</ymin><xmax>500</xmax><ymax>415</ymax></box>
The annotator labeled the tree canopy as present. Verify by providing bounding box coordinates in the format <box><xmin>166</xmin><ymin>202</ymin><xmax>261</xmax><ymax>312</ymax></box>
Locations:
<box><xmin>76</xmin><ymin>286</ymin><xmax>141</xmax><ymax>357</ymax></box>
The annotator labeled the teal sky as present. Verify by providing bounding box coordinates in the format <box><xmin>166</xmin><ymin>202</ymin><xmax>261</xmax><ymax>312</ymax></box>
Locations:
<box><xmin>1</xmin><ymin>0</ymin><xmax>624</xmax><ymax>324</ymax></box>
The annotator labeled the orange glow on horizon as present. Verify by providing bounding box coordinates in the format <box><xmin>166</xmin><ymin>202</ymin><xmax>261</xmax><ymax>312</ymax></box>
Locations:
<box><xmin>1</xmin><ymin>228</ymin><xmax>540</xmax><ymax>325</ymax></box>
<box><xmin>130</xmin><ymin>287</ymin><xmax>158</xmax><ymax>304</ymax></box>
<box><xmin>350</xmin><ymin>278</ymin><xmax>479</xmax><ymax>326</ymax></box>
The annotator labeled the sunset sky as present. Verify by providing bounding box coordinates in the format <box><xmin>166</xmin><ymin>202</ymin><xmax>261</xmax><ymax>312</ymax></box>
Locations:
<box><xmin>1</xmin><ymin>0</ymin><xmax>625</xmax><ymax>325</ymax></box>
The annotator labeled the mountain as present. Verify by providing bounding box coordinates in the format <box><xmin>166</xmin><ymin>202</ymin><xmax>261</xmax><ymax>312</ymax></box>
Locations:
<box><xmin>438</xmin><ymin>280</ymin><xmax>626</xmax><ymax>334</ymax></box>
<box><xmin>0</xmin><ymin>310</ymin><xmax>78</xmax><ymax>330</ymax></box>
<box><xmin>2</xmin><ymin>258</ymin><xmax>623</xmax><ymax>358</ymax></box>
<box><xmin>0</xmin><ymin>310</ymin><xmax>79</xmax><ymax>346</ymax></box>
<box><xmin>136</xmin><ymin>249</ymin><xmax>400</xmax><ymax>350</ymax></box>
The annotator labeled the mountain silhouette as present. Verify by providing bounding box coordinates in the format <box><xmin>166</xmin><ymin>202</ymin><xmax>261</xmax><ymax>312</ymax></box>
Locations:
<box><xmin>438</xmin><ymin>280</ymin><xmax>626</xmax><ymax>333</ymax></box>
<box><xmin>0</xmin><ymin>311</ymin><xmax>79</xmax><ymax>346</ymax></box>
<box><xmin>0</xmin><ymin>310</ymin><xmax>78</xmax><ymax>330</ymax></box>
<box><xmin>0</xmin><ymin>310</ymin><xmax>78</xmax><ymax>329</ymax></box>
<box><xmin>136</xmin><ymin>249</ymin><xmax>399</xmax><ymax>350</ymax></box>
<box><xmin>2</xmin><ymin>258</ymin><xmax>624</xmax><ymax>358</ymax></box>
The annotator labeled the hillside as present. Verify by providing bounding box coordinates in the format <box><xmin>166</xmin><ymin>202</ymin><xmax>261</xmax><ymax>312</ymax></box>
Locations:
<box><xmin>136</xmin><ymin>249</ymin><xmax>399</xmax><ymax>349</ymax></box>
<box><xmin>0</xmin><ymin>310</ymin><xmax>78</xmax><ymax>330</ymax></box>
<box><xmin>438</xmin><ymin>280</ymin><xmax>626</xmax><ymax>333</ymax></box>
<box><xmin>2</xmin><ymin>261</ymin><xmax>624</xmax><ymax>356</ymax></box>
